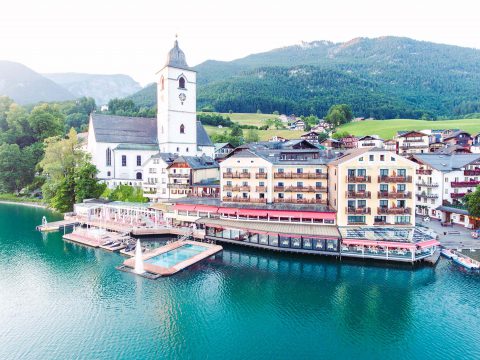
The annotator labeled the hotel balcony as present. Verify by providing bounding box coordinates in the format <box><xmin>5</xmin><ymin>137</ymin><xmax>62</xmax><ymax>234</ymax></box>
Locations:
<box><xmin>451</xmin><ymin>181</ymin><xmax>480</xmax><ymax>188</ymax></box>
<box><xmin>464</xmin><ymin>169</ymin><xmax>480</xmax><ymax>176</ymax></box>
<box><xmin>377</xmin><ymin>207</ymin><xmax>411</xmax><ymax>215</ymax></box>
<box><xmin>378</xmin><ymin>175</ymin><xmax>412</xmax><ymax>183</ymax></box>
<box><xmin>256</xmin><ymin>186</ymin><xmax>267</xmax><ymax>192</ymax></box>
<box><xmin>315</xmin><ymin>186</ymin><xmax>328</xmax><ymax>192</ymax></box>
<box><xmin>346</xmin><ymin>191</ymin><xmax>371</xmax><ymax>199</ymax></box>
<box><xmin>168</xmin><ymin>173</ymin><xmax>190</xmax><ymax>178</ymax></box>
<box><xmin>274</xmin><ymin>198</ymin><xmax>327</xmax><ymax>205</ymax></box>
<box><xmin>416</xmin><ymin>192</ymin><xmax>439</xmax><ymax>199</ymax></box>
<box><xmin>274</xmin><ymin>172</ymin><xmax>328</xmax><ymax>179</ymax></box>
<box><xmin>377</xmin><ymin>191</ymin><xmax>412</xmax><ymax>199</ymax></box>
<box><xmin>400</xmin><ymin>144</ymin><xmax>428</xmax><ymax>150</ymax></box>
<box><xmin>450</xmin><ymin>193</ymin><xmax>466</xmax><ymax>199</ymax></box>
<box><xmin>222</xmin><ymin>196</ymin><xmax>266</xmax><ymax>203</ymax></box>
<box><xmin>168</xmin><ymin>183</ymin><xmax>190</xmax><ymax>188</ymax></box>
<box><xmin>415</xmin><ymin>181</ymin><xmax>439</xmax><ymax>187</ymax></box>
<box><xmin>346</xmin><ymin>175</ymin><xmax>371</xmax><ymax>183</ymax></box>
<box><xmin>255</xmin><ymin>173</ymin><xmax>268</xmax><ymax>179</ymax></box>
<box><xmin>223</xmin><ymin>185</ymin><xmax>233</xmax><ymax>191</ymax></box>
<box><xmin>222</xmin><ymin>172</ymin><xmax>251</xmax><ymax>179</ymax></box>
<box><xmin>346</xmin><ymin>207</ymin><xmax>371</xmax><ymax>215</ymax></box>
<box><xmin>416</xmin><ymin>169</ymin><xmax>433</xmax><ymax>175</ymax></box>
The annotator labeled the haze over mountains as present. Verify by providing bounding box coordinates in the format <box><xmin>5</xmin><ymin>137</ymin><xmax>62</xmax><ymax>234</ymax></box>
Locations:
<box><xmin>2</xmin><ymin>36</ymin><xmax>480</xmax><ymax>118</ymax></box>
<box><xmin>130</xmin><ymin>36</ymin><xmax>480</xmax><ymax>119</ymax></box>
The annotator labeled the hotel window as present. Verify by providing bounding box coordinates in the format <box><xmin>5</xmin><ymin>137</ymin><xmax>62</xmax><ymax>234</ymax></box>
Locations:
<box><xmin>137</xmin><ymin>155</ymin><xmax>142</xmax><ymax>166</ymax></box>
<box><xmin>395</xmin><ymin>216</ymin><xmax>410</xmax><ymax>224</ymax></box>
<box><xmin>380</xmin><ymin>184</ymin><xmax>388</xmax><ymax>192</ymax></box>
<box><xmin>380</xmin><ymin>155</ymin><xmax>385</xmax><ymax>161</ymax></box>
<box><xmin>296</xmin><ymin>168</ymin><xmax>303</xmax><ymax>173</ymax></box>
<box><xmin>380</xmin><ymin>169</ymin><xmax>388</xmax><ymax>177</ymax></box>
<box><xmin>278</xmin><ymin>193</ymin><xmax>284</xmax><ymax>199</ymax></box>
<box><xmin>316</xmin><ymin>168</ymin><xmax>322</xmax><ymax>173</ymax></box>
<box><xmin>242</xmin><ymin>193</ymin><xmax>248</xmax><ymax>199</ymax></box>
<box><xmin>391</xmin><ymin>157</ymin><xmax>396</xmax><ymax>161</ymax></box>
<box><xmin>226</xmin><ymin>168</ymin><xmax>232</xmax><ymax>173</ymax></box>
<box><xmin>379</xmin><ymin>200</ymin><xmax>388</xmax><ymax>208</ymax></box>
<box><xmin>278</xmin><ymin>168</ymin><xmax>284</xmax><ymax>173</ymax></box>
<box><xmin>226</xmin><ymin>192</ymin><xmax>232</xmax><ymax>197</ymax></box>
<box><xmin>348</xmin><ymin>200</ymin><xmax>355</xmax><ymax>208</ymax></box>
<box><xmin>259</xmin><ymin>168</ymin><xmax>265</xmax><ymax>173</ymax></box>
<box><xmin>357</xmin><ymin>184</ymin><xmax>366</xmax><ymax>192</ymax></box>
<box><xmin>359</xmin><ymin>157</ymin><xmax>364</xmax><ymax>162</ymax></box>
<box><xmin>259</xmin><ymin>181</ymin><xmax>265</xmax><ymax>186</ymax></box>
<box><xmin>107</xmin><ymin>171</ymin><xmax>111</xmax><ymax>177</ymax></box>
<box><xmin>369</xmin><ymin>155</ymin><xmax>374</xmax><ymax>161</ymax></box>
<box><xmin>357</xmin><ymin>169</ymin><xmax>366</xmax><ymax>176</ymax></box>
<box><xmin>297</xmin><ymin>182</ymin><xmax>303</xmax><ymax>187</ymax></box>
<box><xmin>106</xmin><ymin>148</ymin><xmax>112</xmax><ymax>166</ymax></box>
<box><xmin>242</xmin><ymin>169</ymin><xmax>248</xmax><ymax>173</ymax></box>
<box><xmin>227</xmin><ymin>181</ymin><xmax>232</xmax><ymax>186</ymax></box>
<box><xmin>122</xmin><ymin>155</ymin><xmax>127</xmax><ymax>167</ymax></box>
<box><xmin>397</xmin><ymin>184</ymin><xmax>406</xmax><ymax>192</ymax></box>
<box><xmin>358</xmin><ymin>200</ymin><xmax>366</xmax><ymax>208</ymax></box>
<box><xmin>348</xmin><ymin>215</ymin><xmax>365</xmax><ymax>224</ymax></box>
<box><xmin>278</xmin><ymin>182</ymin><xmax>284</xmax><ymax>187</ymax></box>
<box><xmin>296</xmin><ymin>193</ymin><xmax>303</xmax><ymax>200</ymax></box>
<box><xmin>398</xmin><ymin>169</ymin><xmax>406</xmax><ymax>176</ymax></box>
<box><xmin>348</xmin><ymin>184</ymin><xmax>355</xmax><ymax>192</ymax></box>
<box><xmin>316</xmin><ymin>194</ymin><xmax>322</xmax><ymax>200</ymax></box>
<box><xmin>242</xmin><ymin>181</ymin><xmax>248</xmax><ymax>186</ymax></box>
<box><xmin>316</xmin><ymin>182</ymin><xmax>322</xmax><ymax>188</ymax></box>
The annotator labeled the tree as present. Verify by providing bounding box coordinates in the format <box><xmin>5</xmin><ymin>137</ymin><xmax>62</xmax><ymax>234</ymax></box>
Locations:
<box><xmin>0</xmin><ymin>96</ymin><xmax>14</xmax><ymax>131</ymax></box>
<box><xmin>28</xmin><ymin>103</ymin><xmax>65</xmax><ymax>141</ymax></box>
<box><xmin>230</xmin><ymin>124</ymin><xmax>243</xmax><ymax>138</ymax></box>
<box><xmin>317</xmin><ymin>132</ymin><xmax>329</xmax><ymax>142</ymax></box>
<box><xmin>244</xmin><ymin>128</ymin><xmax>259</xmax><ymax>143</ymax></box>
<box><xmin>107</xmin><ymin>98</ymin><xmax>138</xmax><ymax>115</ymax></box>
<box><xmin>5</xmin><ymin>104</ymin><xmax>34</xmax><ymax>147</ymax></box>
<box><xmin>0</xmin><ymin>144</ymin><xmax>23</xmax><ymax>192</ymax></box>
<box><xmin>332</xmin><ymin>131</ymin><xmax>350</xmax><ymax>140</ymax></box>
<box><xmin>465</xmin><ymin>187</ymin><xmax>480</xmax><ymax>218</ymax></box>
<box><xmin>74</xmin><ymin>162</ymin><xmax>106</xmax><ymax>203</ymax></box>
<box><xmin>103</xmin><ymin>185</ymin><xmax>147</xmax><ymax>203</ymax></box>
<box><xmin>324</xmin><ymin>104</ymin><xmax>354</xmax><ymax>127</ymax></box>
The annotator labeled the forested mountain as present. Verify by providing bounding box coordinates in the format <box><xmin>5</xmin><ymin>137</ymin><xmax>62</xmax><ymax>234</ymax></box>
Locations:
<box><xmin>128</xmin><ymin>37</ymin><xmax>480</xmax><ymax>118</ymax></box>
<box><xmin>44</xmin><ymin>73</ymin><xmax>141</xmax><ymax>105</ymax></box>
<box><xmin>0</xmin><ymin>61</ymin><xmax>75</xmax><ymax>104</ymax></box>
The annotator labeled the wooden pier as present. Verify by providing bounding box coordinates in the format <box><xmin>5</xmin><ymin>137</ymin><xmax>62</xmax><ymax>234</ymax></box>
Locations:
<box><xmin>36</xmin><ymin>219</ymin><xmax>79</xmax><ymax>232</ymax></box>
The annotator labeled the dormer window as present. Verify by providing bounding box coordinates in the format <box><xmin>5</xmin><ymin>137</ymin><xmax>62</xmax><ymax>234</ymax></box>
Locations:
<box><xmin>179</xmin><ymin>76</ymin><xmax>186</xmax><ymax>89</ymax></box>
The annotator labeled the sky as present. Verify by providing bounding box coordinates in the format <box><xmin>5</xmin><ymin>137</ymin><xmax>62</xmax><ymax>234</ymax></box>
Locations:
<box><xmin>1</xmin><ymin>0</ymin><xmax>479</xmax><ymax>85</ymax></box>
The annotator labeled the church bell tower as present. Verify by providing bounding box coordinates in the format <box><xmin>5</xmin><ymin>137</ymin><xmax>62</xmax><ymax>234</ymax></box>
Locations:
<box><xmin>156</xmin><ymin>38</ymin><xmax>197</xmax><ymax>155</ymax></box>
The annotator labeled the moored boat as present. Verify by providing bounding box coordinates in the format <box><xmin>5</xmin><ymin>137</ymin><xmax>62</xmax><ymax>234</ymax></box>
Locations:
<box><xmin>441</xmin><ymin>249</ymin><xmax>455</xmax><ymax>259</ymax></box>
<box><xmin>452</xmin><ymin>255</ymin><xmax>480</xmax><ymax>270</ymax></box>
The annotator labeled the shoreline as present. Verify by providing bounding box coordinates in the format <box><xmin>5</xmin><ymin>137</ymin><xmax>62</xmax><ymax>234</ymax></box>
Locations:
<box><xmin>0</xmin><ymin>200</ymin><xmax>48</xmax><ymax>210</ymax></box>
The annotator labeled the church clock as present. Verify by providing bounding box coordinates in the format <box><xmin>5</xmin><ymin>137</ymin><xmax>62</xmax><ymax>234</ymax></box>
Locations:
<box><xmin>179</xmin><ymin>93</ymin><xmax>186</xmax><ymax>105</ymax></box>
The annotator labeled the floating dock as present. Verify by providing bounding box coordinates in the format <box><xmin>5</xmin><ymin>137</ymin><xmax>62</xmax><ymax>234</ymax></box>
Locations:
<box><xmin>36</xmin><ymin>219</ymin><xmax>79</xmax><ymax>232</ymax></box>
<box><xmin>122</xmin><ymin>240</ymin><xmax>222</xmax><ymax>276</ymax></box>
<box><xmin>63</xmin><ymin>232</ymin><xmax>101</xmax><ymax>248</ymax></box>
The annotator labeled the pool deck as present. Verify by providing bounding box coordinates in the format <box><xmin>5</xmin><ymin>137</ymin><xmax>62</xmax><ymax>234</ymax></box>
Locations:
<box><xmin>37</xmin><ymin>219</ymin><xmax>79</xmax><ymax>232</ymax></box>
<box><xmin>123</xmin><ymin>240</ymin><xmax>223</xmax><ymax>276</ymax></box>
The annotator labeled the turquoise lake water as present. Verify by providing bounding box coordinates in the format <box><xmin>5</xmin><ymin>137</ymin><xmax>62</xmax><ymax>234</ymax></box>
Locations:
<box><xmin>0</xmin><ymin>204</ymin><xmax>479</xmax><ymax>359</ymax></box>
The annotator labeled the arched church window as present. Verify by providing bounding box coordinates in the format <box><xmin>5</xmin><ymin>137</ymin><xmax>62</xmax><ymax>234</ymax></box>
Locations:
<box><xmin>180</xmin><ymin>124</ymin><xmax>185</xmax><ymax>134</ymax></box>
<box><xmin>136</xmin><ymin>172</ymin><xmax>142</xmax><ymax>180</ymax></box>
<box><xmin>176</xmin><ymin>147</ymin><xmax>180</xmax><ymax>152</ymax></box>
<box><xmin>161</xmin><ymin>76</ymin><xmax>165</xmax><ymax>91</ymax></box>
<box><xmin>179</xmin><ymin>77</ymin><xmax>185</xmax><ymax>89</ymax></box>
<box><xmin>186</xmin><ymin>147</ymin><xmax>189</xmax><ymax>153</ymax></box>
<box><xmin>106</xmin><ymin>148</ymin><xmax>111</xmax><ymax>166</ymax></box>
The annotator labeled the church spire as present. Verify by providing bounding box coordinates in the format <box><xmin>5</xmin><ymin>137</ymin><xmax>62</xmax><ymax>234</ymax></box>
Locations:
<box><xmin>165</xmin><ymin>36</ymin><xmax>189</xmax><ymax>69</ymax></box>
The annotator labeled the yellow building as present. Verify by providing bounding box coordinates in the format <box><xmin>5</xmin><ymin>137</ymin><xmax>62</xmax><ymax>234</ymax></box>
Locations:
<box><xmin>220</xmin><ymin>141</ymin><xmax>334</xmax><ymax>205</ymax></box>
<box><xmin>328</xmin><ymin>148</ymin><xmax>418</xmax><ymax>226</ymax></box>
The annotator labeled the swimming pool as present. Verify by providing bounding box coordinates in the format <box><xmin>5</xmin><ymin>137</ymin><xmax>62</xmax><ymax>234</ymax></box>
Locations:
<box><xmin>145</xmin><ymin>243</ymin><xmax>208</xmax><ymax>268</ymax></box>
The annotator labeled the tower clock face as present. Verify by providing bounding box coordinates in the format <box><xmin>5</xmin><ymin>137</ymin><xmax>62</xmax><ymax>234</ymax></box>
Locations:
<box><xmin>179</xmin><ymin>93</ymin><xmax>186</xmax><ymax>104</ymax></box>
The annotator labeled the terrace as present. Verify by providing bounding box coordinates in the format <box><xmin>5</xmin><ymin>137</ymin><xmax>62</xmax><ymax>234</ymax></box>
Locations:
<box><xmin>168</xmin><ymin>173</ymin><xmax>190</xmax><ymax>178</ymax></box>
<box><xmin>416</xmin><ymin>192</ymin><xmax>439</xmax><ymax>199</ymax></box>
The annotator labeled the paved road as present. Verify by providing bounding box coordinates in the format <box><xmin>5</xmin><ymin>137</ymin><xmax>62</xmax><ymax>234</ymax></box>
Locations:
<box><xmin>416</xmin><ymin>216</ymin><xmax>480</xmax><ymax>249</ymax></box>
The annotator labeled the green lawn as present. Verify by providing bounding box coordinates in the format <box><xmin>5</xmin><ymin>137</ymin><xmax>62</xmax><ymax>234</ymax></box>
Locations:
<box><xmin>198</xmin><ymin>112</ymin><xmax>280</xmax><ymax>127</ymax></box>
<box><xmin>204</xmin><ymin>125</ymin><xmax>302</xmax><ymax>141</ymax></box>
<box><xmin>338</xmin><ymin>118</ymin><xmax>480</xmax><ymax>139</ymax></box>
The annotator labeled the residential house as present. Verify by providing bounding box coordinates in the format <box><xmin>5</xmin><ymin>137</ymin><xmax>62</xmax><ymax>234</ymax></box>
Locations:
<box><xmin>443</xmin><ymin>130</ymin><xmax>472</xmax><ymax>149</ymax></box>
<box><xmin>340</xmin><ymin>135</ymin><xmax>358</xmax><ymax>149</ymax></box>
<box><xmin>357</xmin><ymin>135</ymin><xmax>384</xmax><ymax>148</ymax></box>
<box><xmin>301</xmin><ymin>131</ymin><xmax>321</xmax><ymax>144</ymax></box>
<box><xmin>214</xmin><ymin>142</ymin><xmax>235</xmax><ymax>161</ymax></box>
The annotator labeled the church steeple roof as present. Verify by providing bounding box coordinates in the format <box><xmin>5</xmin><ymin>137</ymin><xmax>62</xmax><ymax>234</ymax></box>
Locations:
<box><xmin>165</xmin><ymin>38</ymin><xmax>190</xmax><ymax>70</ymax></box>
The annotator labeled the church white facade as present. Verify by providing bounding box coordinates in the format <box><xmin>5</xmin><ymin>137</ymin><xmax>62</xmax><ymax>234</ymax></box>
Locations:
<box><xmin>87</xmin><ymin>40</ymin><xmax>216</xmax><ymax>192</ymax></box>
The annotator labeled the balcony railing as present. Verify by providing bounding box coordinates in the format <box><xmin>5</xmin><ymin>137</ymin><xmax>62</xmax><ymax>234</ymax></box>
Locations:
<box><xmin>222</xmin><ymin>196</ymin><xmax>266</xmax><ymax>203</ymax></box>
<box><xmin>377</xmin><ymin>207</ymin><xmax>411</xmax><ymax>215</ymax></box>
<box><xmin>346</xmin><ymin>207</ymin><xmax>371</xmax><ymax>215</ymax></box>
<box><xmin>168</xmin><ymin>173</ymin><xmax>189</xmax><ymax>178</ymax></box>
<box><xmin>451</xmin><ymin>181</ymin><xmax>480</xmax><ymax>188</ymax></box>
<box><xmin>416</xmin><ymin>181</ymin><xmax>439</xmax><ymax>187</ymax></box>
<box><xmin>416</xmin><ymin>192</ymin><xmax>439</xmax><ymax>199</ymax></box>
<box><xmin>346</xmin><ymin>191</ymin><xmax>371</xmax><ymax>198</ymax></box>
<box><xmin>315</xmin><ymin>186</ymin><xmax>328</xmax><ymax>192</ymax></box>
<box><xmin>274</xmin><ymin>198</ymin><xmax>327</xmax><ymax>205</ymax></box>
<box><xmin>274</xmin><ymin>172</ymin><xmax>327</xmax><ymax>179</ymax></box>
<box><xmin>223</xmin><ymin>185</ymin><xmax>233</xmax><ymax>191</ymax></box>
<box><xmin>464</xmin><ymin>169</ymin><xmax>480</xmax><ymax>176</ymax></box>
<box><xmin>168</xmin><ymin>183</ymin><xmax>190</xmax><ymax>188</ymax></box>
<box><xmin>222</xmin><ymin>172</ymin><xmax>251</xmax><ymax>179</ymax></box>
<box><xmin>400</xmin><ymin>144</ymin><xmax>428</xmax><ymax>149</ymax></box>
<box><xmin>377</xmin><ymin>191</ymin><xmax>412</xmax><ymax>199</ymax></box>
<box><xmin>451</xmin><ymin>193</ymin><xmax>466</xmax><ymax>199</ymax></box>
<box><xmin>347</xmin><ymin>175</ymin><xmax>371</xmax><ymax>183</ymax></box>
<box><xmin>416</xmin><ymin>169</ymin><xmax>433</xmax><ymax>175</ymax></box>
<box><xmin>378</xmin><ymin>175</ymin><xmax>412</xmax><ymax>183</ymax></box>
<box><xmin>256</xmin><ymin>186</ymin><xmax>267</xmax><ymax>192</ymax></box>
<box><xmin>255</xmin><ymin>173</ymin><xmax>268</xmax><ymax>179</ymax></box>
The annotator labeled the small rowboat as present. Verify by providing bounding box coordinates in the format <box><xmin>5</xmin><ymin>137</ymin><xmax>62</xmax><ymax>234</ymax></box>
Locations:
<box><xmin>440</xmin><ymin>249</ymin><xmax>455</xmax><ymax>259</ymax></box>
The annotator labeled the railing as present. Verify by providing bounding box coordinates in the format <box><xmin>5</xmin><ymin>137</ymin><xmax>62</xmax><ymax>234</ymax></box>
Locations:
<box><xmin>377</xmin><ymin>191</ymin><xmax>412</xmax><ymax>199</ymax></box>
<box><xmin>416</xmin><ymin>169</ymin><xmax>432</xmax><ymax>175</ymax></box>
<box><xmin>347</xmin><ymin>221</ymin><xmax>366</xmax><ymax>225</ymax></box>
<box><xmin>373</xmin><ymin>221</ymin><xmax>393</xmax><ymax>226</ymax></box>
<box><xmin>223</xmin><ymin>185</ymin><xmax>233</xmax><ymax>191</ymax></box>
<box><xmin>168</xmin><ymin>183</ymin><xmax>190</xmax><ymax>188</ymax></box>
<box><xmin>346</xmin><ymin>191</ymin><xmax>371</xmax><ymax>198</ymax></box>
<box><xmin>222</xmin><ymin>172</ymin><xmax>251</xmax><ymax>179</ymax></box>
<box><xmin>315</xmin><ymin>186</ymin><xmax>328</xmax><ymax>192</ymax></box>
<box><xmin>416</xmin><ymin>181</ymin><xmax>439</xmax><ymax>187</ymax></box>
<box><xmin>378</xmin><ymin>175</ymin><xmax>412</xmax><ymax>183</ymax></box>
<box><xmin>274</xmin><ymin>172</ymin><xmax>327</xmax><ymax>179</ymax></box>
<box><xmin>346</xmin><ymin>176</ymin><xmax>371</xmax><ymax>183</ymax></box>
<box><xmin>274</xmin><ymin>198</ymin><xmax>327</xmax><ymax>205</ymax></box>
<box><xmin>401</xmin><ymin>138</ymin><xmax>425</xmax><ymax>143</ymax></box>
<box><xmin>346</xmin><ymin>207</ymin><xmax>371</xmax><ymax>215</ymax></box>
<box><xmin>377</xmin><ymin>207</ymin><xmax>411</xmax><ymax>215</ymax></box>
<box><xmin>239</xmin><ymin>172</ymin><xmax>251</xmax><ymax>178</ymax></box>
<box><xmin>222</xmin><ymin>196</ymin><xmax>266</xmax><ymax>203</ymax></box>
<box><xmin>464</xmin><ymin>169</ymin><xmax>480</xmax><ymax>176</ymax></box>
<box><xmin>450</xmin><ymin>193</ymin><xmax>466</xmax><ymax>199</ymax></box>
<box><xmin>256</xmin><ymin>186</ymin><xmax>267</xmax><ymax>192</ymax></box>
<box><xmin>451</xmin><ymin>181</ymin><xmax>480</xmax><ymax>188</ymax></box>
<box><xmin>255</xmin><ymin>173</ymin><xmax>268</xmax><ymax>179</ymax></box>
<box><xmin>400</xmin><ymin>144</ymin><xmax>428</xmax><ymax>149</ymax></box>
<box><xmin>168</xmin><ymin>173</ymin><xmax>189</xmax><ymax>178</ymax></box>
<box><xmin>283</xmin><ymin>186</ymin><xmax>318</xmax><ymax>192</ymax></box>
<box><xmin>416</xmin><ymin>192</ymin><xmax>439</xmax><ymax>199</ymax></box>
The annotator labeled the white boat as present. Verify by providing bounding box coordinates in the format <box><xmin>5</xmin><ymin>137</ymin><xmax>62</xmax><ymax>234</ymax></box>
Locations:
<box><xmin>441</xmin><ymin>249</ymin><xmax>455</xmax><ymax>259</ymax></box>
<box><xmin>452</xmin><ymin>255</ymin><xmax>480</xmax><ymax>270</ymax></box>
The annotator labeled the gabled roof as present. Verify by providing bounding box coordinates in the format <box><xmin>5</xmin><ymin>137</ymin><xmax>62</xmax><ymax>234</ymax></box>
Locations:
<box><xmin>433</xmin><ymin>144</ymin><xmax>471</xmax><ymax>155</ymax></box>
<box><xmin>168</xmin><ymin>155</ymin><xmax>218</xmax><ymax>170</ymax></box>
<box><xmin>358</xmin><ymin>135</ymin><xmax>383</xmax><ymax>141</ymax></box>
<box><xmin>443</xmin><ymin>130</ymin><xmax>472</xmax><ymax>140</ymax></box>
<box><xmin>301</xmin><ymin>131</ymin><xmax>320</xmax><ymax>136</ymax></box>
<box><xmin>196</xmin><ymin>121</ymin><xmax>213</xmax><ymax>147</ymax></box>
<box><xmin>397</xmin><ymin>130</ymin><xmax>427</xmax><ymax>138</ymax></box>
<box><xmin>214</xmin><ymin>142</ymin><xmax>234</xmax><ymax>151</ymax></box>
<box><xmin>412</xmin><ymin>153</ymin><xmax>480</xmax><ymax>171</ymax></box>
<box><xmin>327</xmin><ymin>148</ymin><xmax>372</xmax><ymax>166</ymax></box>
<box><xmin>91</xmin><ymin>114</ymin><xmax>157</xmax><ymax>144</ymax></box>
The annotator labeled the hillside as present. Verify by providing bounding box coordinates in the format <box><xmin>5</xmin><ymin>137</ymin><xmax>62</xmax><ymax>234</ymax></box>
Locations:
<box><xmin>0</xmin><ymin>61</ymin><xmax>74</xmax><ymax>104</ymax></box>
<box><xmin>128</xmin><ymin>37</ymin><xmax>480</xmax><ymax>118</ymax></box>
<box><xmin>337</xmin><ymin>118</ymin><xmax>480</xmax><ymax>139</ymax></box>
<box><xmin>44</xmin><ymin>73</ymin><xmax>141</xmax><ymax>105</ymax></box>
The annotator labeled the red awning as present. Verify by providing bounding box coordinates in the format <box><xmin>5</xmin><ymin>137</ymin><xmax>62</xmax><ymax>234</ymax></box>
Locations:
<box><xmin>417</xmin><ymin>240</ymin><xmax>441</xmax><ymax>248</ymax></box>
<box><xmin>238</xmin><ymin>209</ymin><xmax>268</xmax><ymax>217</ymax></box>
<box><xmin>195</xmin><ymin>205</ymin><xmax>218</xmax><ymax>213</ymax></box>
<box><xmin>174</xmin><ymin>204</ymin><xmax>197</xmax><ymax>211</ymax></box>
<box><xmin>342</xmin><ymin>239</ymin><xmax>417</xmax><ymax>249</ymax></box>
<box><xmin>299</xmin><ymin>211</ymin><xmax>336</xmax><ymax>220</ymax></box>
<box><xmin>218</xmin><ymin>207</ymin><xmax>237</xmax><ymax>215</ymax></box>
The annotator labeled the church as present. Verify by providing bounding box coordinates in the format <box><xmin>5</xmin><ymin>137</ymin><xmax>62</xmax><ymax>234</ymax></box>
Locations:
<box><xmin>86</xmin><ymin>39</ymin><xmax>217</xmax><ymax>194</ymax></box>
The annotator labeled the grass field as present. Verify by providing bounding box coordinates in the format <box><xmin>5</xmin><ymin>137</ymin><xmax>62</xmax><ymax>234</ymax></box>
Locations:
<box><xmin>338</xmin><ymin>118</ymin><xmax>480</xmax><ymax>139</ymax></box>
<box><xmin>204</xmin><ymin>125</ymin><xmax>303</xmax><ymax>141</ymax></box>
